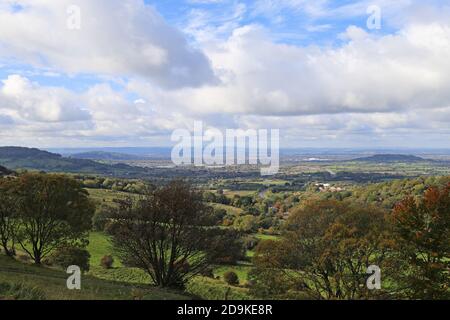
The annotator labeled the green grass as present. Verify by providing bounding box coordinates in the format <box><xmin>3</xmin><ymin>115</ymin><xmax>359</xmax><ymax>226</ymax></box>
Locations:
<box><xmin>0</xmin><ymin>255</ymin><xmax>190</xmax><ymax>300</ymax></box>
<box><xmin>87</xmin><ymin>232</ymin><xmax>119</xmax><ymax>267</ymax></box>
<box><xmin>87</xmin><ymin>232</ymin><xmax>152</xmax><ymax>284</ymax></box>
<box><xmin>255</xmin><ymin>234</ymin><xmax>280</xmax><ymax>241</ymax></box>
<box><xmin>187</xmin><ymin>277</ymin><xmax>253</xmax><ymax>300</ymax></box>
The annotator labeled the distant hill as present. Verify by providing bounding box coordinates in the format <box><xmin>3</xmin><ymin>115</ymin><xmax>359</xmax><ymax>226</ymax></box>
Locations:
<box><xmin>69</xmin><ymin>151</ymin><xmax>147</xmax><ymax>161</ymax></box>
<box><xmin>350</xmin><ymin>154</ymin><xmax>428</xmax><ymax>163</ymax></box>
<box><xmin>0</xmin><ymin>146</ymin><xmax>147</xmax><ymax>176</ymax></box>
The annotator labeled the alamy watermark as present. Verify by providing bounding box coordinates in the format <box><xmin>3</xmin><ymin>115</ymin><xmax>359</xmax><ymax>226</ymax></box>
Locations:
<box><xmin>366</xmin><ymin>5</ymin><xmax>382</xmax><ymax>30</ymax></box>
<box><xmin>66</xmin><ymin>265</ymin><xmax>81</xmax><ymax>290</ymax></box>
<box><xmin>366</xmin><ymin>265</ymin><xmax>381</xmax><ymax>290</ymax></box>
<box><xmin>171</xmin><ymin>121</ymin><xmax>279</xmax><ymax>176</ymax></box>
<box><xmin>67</xmin><ymin>5</ymin><xmax>81</xmax><ymax>30</ymax></box>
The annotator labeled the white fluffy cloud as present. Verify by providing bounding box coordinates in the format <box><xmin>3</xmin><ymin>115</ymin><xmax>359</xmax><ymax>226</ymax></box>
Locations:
<box><xmin>0</xmin><ymin>0</ymin><xmax>215</xmax><ymax>88</ymax></box>
<box><xmin>0</xmin><ymin>74</ymin><xmax>200</xmax><ymax>146</ymax></box>
<box><xmin>0</xmin><ymin>74</ymin><xmax>90</xmax><ymax>122</ymax></box>
<box><xmin>134</xmin><ymin>22</ymin><xmax>450</xmax><ymax>117</ymax></box>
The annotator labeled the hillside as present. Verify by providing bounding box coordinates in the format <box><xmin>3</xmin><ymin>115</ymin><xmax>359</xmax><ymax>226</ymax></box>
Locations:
<box><xmin>0</xmin><ymin>147</ymin><xmax>147</xmax><ymax>176</ymax></box>
<box><xmin>69</xmin><ymin>151</ymin><xmax>147</xmax><ymax>161</ymax></box>
<box><xmin>0</xmin><ymin>255</ymin><xmax>190</xmax><ymax>300</ymax></box>
<box><xmin>350</xmin><ymin>154</ymin><xmax>428</xmax><ymax>163</ymax></box>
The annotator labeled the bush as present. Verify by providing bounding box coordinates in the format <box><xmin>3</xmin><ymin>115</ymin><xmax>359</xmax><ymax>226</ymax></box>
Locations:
<box><xmin>100</xmin><ymin>255</ymin><xmax>114</xmax><ymax>269</ymax></box>
<box><xmin>92</xmin><ymin>206</ymin><xmax>113</xmax><ymax>231</ymax></box>
<box><xmin>0</xmin><ymin>282</ymin><xmax>46</xmax><ymax>300</ymax></box>
<box><xmin>49</xmin><ymin>246</ymin><xmax>90</xmax><ymax>272</ymax></box>
<box><xmin>223</xmin><ymin>271</ymin><xmax>239</xmax><ymax>286</ymax></box>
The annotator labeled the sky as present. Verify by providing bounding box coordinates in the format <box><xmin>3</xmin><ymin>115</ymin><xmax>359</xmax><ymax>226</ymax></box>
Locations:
<box><xmin>0</xmin><ymin>0</ymin><xmax>450</xmax><ymax>148</ymax></box>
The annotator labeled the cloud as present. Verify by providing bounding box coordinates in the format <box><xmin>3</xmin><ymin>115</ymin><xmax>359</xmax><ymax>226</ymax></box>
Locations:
<box><xmin>131</xmin><ymin>22</ymin><xmax>450</xmax><ymax>117</ymax></box>
<box><xmin>0</xmin><ymin>74</ymin><xmax>91</xmax><ymax>122</ymax></box>
<box><xmin>0</xmin><ymin>74</ymin><xmax>201</xmax><ymax>146</ymax></box>
<box><xmin>0</xmin><ymin>0</ymin><xmax>215</xmax><ymax>88</ymax></box>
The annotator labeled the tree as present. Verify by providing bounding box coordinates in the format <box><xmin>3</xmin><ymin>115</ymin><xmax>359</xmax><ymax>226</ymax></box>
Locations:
<box><xmin>233</xmin><ymin>215</ymin><xmax>257</xmax><ymax>233</ymax></box>
<box><xmin>14</xmin><ymin>173</ymin><xmax>94</xmax><ymax>264</ymax></box>
<box><xmin>391</xmin><ymin>184</ymin><xmax>450</xmax><ymax>299</ymax></box>
<box><xmin>0</xmin><ymin>178</ymin><xmax>18</xmax><ymax>256</ymax></box>
<box><xmin>107</xmin><ymin>180</ymin><xmax>218</xmax><ymax>289</ymax></box>
<box><xmin>252</xmin><ymin>200</ymin><xmax>393</xmax><ymax>300</ymax></box>
<box><xmin>206</xmin><ymin>228</ymin><xmax>246</xmax><ymax>264</ymax></box>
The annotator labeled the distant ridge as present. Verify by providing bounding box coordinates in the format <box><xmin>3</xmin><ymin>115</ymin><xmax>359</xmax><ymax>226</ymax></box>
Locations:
<box><xmin>69</xmin><ymin>151</ymin><xmax>147</xmax><ymax>161</ymax></box>
<box><xmin>0</xmin><ymin>146</ymin><xmax>147</xmax><ymax>176</ymax></box>
<box><xmin>350</xmin><ymin>154</ymin><xmax>428</xmax><ymax>163</ymax></box>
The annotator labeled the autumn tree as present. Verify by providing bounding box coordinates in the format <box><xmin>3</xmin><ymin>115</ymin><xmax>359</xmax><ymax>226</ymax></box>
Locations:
<box><xmin>14</xmin><ymin>173</ymin><xmax>94</xmax><ymax>264</ymax></box>
<box><xmin>107</xmin><ymin>180</ymin><xmax>220</xmax><ymax>289</ymax></box>
<box><xmin>0</xmin><ymin>178</ymin><xmax>19</xmax><ymax>256</ymax></box>
<box><xmin>252</xmin><ymin>200</ymin><xmax>393</xmax><ymax>300</ymax></box>
<box><xmin>391</xmin><ymin>184</ymin><xmax>450</xmax><ymax>299</ymax></box>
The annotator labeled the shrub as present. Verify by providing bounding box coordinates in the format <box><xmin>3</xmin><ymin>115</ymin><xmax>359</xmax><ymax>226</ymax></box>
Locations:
<box><xmin>0</xmin><ymin>282</ymin><xmax>46</xmax><ymax>300</ymax></box>
<box><xmin>100</xmin><ymin>255</ymin><xmax>114</xmax><ymax>269</ymax></box>
<box><xmin>223</xmin><ymin>271</ymin><xmax>239</xmax><ymax>286</ymax></box>
<box><xmin>49</xmin><ymin>246</ymin><xmax>90</xmax><ymax>272</ymax></box>
<box><xmin>92</xmin><ymin>207</ymin><xmax>112</xmax><ymax>231</ymax></box>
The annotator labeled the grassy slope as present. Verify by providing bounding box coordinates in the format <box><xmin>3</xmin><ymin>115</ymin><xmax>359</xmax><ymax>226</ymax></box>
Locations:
<box><xmin>87</xmin><ymin>232</ymin><xmax>253</xmax><ymax>300</ymax></box>
<box><xmin>0</xmin><ymin>255</ymin><xmax>189</xmax><ymax>300</ymax></box>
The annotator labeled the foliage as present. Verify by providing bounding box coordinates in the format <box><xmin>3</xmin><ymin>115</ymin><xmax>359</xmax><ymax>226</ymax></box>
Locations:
<box><xmin>390</xmin><ymin>184</ymin><xmax>450</xmax><ymax>299</ymax></box>
<box><xmin>48</xmin><ymin>246</ymin><xmax>91</xmax><ymax>272</ymax></box>
<box><xmin>205</xmin><ymin>228</ymin><xmax>246</xmax><ymax>264</ymax></box>
<box><xmin>252</xmin><ymin>199</ymin><xmax>393</xmax><ymax>300</ymax></box>
<box><xmin>13</xmin><ymin>173</ymin><xmax>95</xmax><ymax>264</ymax></box>
<box><xmin>233</xmin><ymin>215</ymin><xmax>258</xmax><ymax>233</ymax></box>
<box><xmin>92</xmin><ymin>206</ymin><xmax>113</xmax><ymax>232</ymax></box>
<box><xmin>107</xmin><ymin>180</ymin><xmax>219</xmax><ymax>289</ymax></box>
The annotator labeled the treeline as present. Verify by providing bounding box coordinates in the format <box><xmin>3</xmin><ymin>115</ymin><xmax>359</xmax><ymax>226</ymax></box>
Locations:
<box><xmin>203</xmin><ymin>190</ymin><xmax>300</xmax><ymax>234</ymax></box>
<box><xmin>76</xmin><ymin>175</ymin><xmax>149</xmax><ymax>193</ymax></box>
<box><xmin>249</xmin><ymin>182</ymin><xmax>450</xmax><ymax>300</ymax></box>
